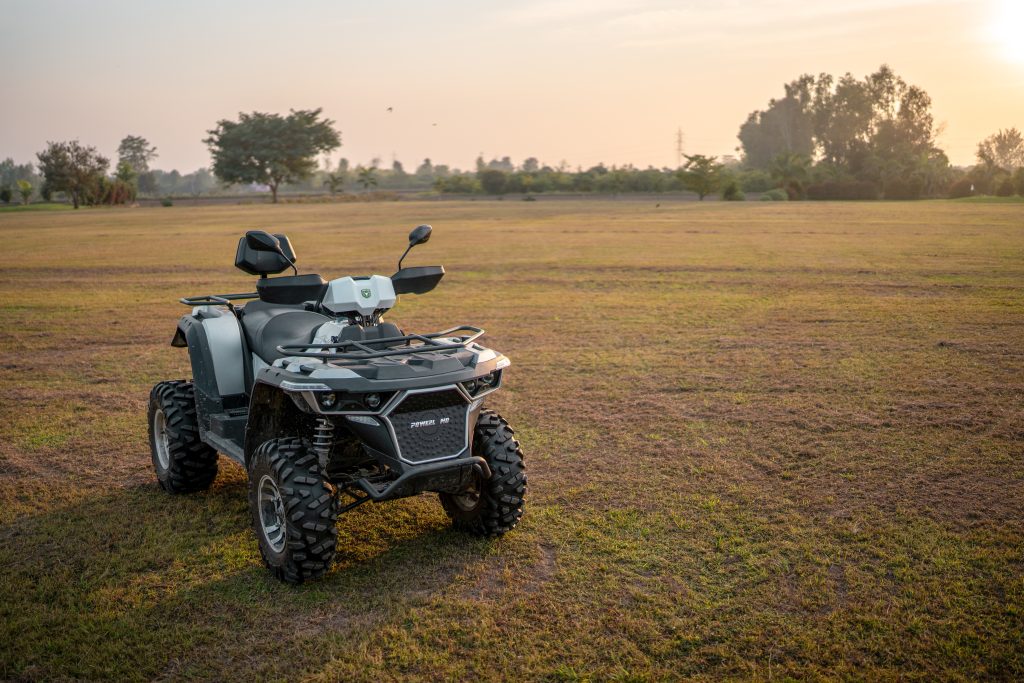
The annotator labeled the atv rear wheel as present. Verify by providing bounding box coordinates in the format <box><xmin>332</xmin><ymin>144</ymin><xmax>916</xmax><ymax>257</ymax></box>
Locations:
<box><xmin>148</xmin><ymin>380</ymin><xmax>219</xmax><ymax>493</ymax></box>
<box><xmin>248</xmin><ymin>438</ymin><xmax>338</xmax><ymax>584</ymax></box>
<box><xmin>440</xmin><ymin>410</ymin><xmax>526</xmax><ymax>536</ymax></box>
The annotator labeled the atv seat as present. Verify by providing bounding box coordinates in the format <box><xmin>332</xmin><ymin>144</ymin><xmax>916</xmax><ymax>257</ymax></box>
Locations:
<box><xmin>334</xmin><ymin>322</ymin><xmax>404</xmax><ymax>350</ymax></box>
<box><xmin>256</xmin><ymin>273</ymin><xmax>328</xmax><ymax>305</ymax></box>
<box><xmin>239</xmin><ymin>301</ymin><xmax>330</xmax><ymax>363</ymax></box>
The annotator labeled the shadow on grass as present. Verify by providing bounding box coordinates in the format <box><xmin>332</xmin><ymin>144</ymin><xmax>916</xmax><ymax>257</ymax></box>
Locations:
<box><xmin>0</xmin><ymin>476</ymin><xmax>490</xmax><ymax>680</ymax></box>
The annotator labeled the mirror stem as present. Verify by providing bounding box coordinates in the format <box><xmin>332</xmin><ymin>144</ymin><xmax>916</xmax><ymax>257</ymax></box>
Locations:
<box><xmin>398</xmin><ymin>244</ymin><xmax>414</xmax><ymax>271</ymax></box>
<box><xmin>278</xmin><ymin>249</ymin><xmax>298</xmax><ymax>276</ymax></box>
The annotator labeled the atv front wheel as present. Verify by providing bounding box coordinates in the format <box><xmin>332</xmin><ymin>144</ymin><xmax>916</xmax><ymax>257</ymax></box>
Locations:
<box><xmin>248</xmin><ymin>438</ymin><xmax>338</xmax><ymax>584</ymax></box>
<box><xmin>148</xmin><ymin>380</ymin><xmax>219</xmax><ymax>493</ymax></box>
<box><xmin>440</xmin><ymin>410</ymin><xmax>526</xmax><ymax>536</ymax></box>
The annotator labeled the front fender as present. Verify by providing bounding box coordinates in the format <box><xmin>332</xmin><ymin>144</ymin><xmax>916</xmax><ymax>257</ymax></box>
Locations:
<box><xmin>244</xmin><ymin>382</ymin><xmax>317</xmax><ymax>462</ymax></box>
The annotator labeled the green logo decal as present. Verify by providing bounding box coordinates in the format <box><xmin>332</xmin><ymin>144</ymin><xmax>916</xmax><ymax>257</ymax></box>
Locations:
<box><xmin>360</xmin><ymin>288</ymin><xmax>372</xmax><ymax>299</ymax></box>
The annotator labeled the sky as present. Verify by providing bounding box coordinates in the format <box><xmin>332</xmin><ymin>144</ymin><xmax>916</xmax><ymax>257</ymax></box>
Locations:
<box><xmin>2</xmin><ymin>0</ymin><xmax>1023</xmax><ymax>172</ymax></box>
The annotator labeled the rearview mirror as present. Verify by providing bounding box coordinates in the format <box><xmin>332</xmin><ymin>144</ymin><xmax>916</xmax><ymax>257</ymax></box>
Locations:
<box><xmin>408</xmin><ymin>224</ymin><xmax>432</xmax><ymax>246</ymax></box>
<box><xmin>398</xmin><ymin>224</ymin><xmax>433</xmax><ymax>270</ymax></box>
<box><xmin>246</xmin><ymin>230</ymin><xmax>282</xmax><ymax>252</ymax></box>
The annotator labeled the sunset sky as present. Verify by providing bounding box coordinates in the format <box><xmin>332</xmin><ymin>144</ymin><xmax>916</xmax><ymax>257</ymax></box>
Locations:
<box><xmin>2</xmin><ymin>0</ymin><xmax>1022</xmax><ymax>172</ymax></box>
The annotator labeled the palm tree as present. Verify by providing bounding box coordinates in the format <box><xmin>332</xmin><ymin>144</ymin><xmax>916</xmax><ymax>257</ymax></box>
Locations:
<box><xmin>324</xmin><ymin>171</ymin><xmax>346</xmax><ymax>195</ymax></box>
<box><xmin>357</xmin><ymin>167</ymin><xmax>378</xmax><ymax>193</ymax></box>
<box><xmin>769</xmin><ymin>152</ymin><xmax>811</xmax><ymax>199</ymax></box>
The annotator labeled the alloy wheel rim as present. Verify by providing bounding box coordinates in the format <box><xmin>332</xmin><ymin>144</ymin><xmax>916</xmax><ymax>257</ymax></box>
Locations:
<box><xmin>152</xmin><ymin>409</ymin><xmax>171</xmax><ymax>470</ymax></box>
<box><xmin>451</xmin><ymin>479</ymin><xmax>482</xmax><ymax>512</ymax></box>
<box><xmin>258</xmin><ymin>474</ymin><xmax>287</xmax><ymax>553</ymax></box>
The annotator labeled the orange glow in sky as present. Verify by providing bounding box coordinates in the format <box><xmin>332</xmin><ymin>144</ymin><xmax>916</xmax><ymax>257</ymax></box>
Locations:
<box><xmin>1</xmin><ymin>0</ymin><xmax>1022</xmax><ymax>171</ymax></box>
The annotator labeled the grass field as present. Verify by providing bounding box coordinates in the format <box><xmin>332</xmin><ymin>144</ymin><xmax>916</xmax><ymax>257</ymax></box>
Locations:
<box><xmin>0</xmin><ymin>200</ymin><xmax>1022</xmax><ymax>681</ymax></box>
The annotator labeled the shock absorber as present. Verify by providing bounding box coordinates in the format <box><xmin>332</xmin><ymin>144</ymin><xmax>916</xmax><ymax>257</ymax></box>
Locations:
<box><xmin>312</xmin><ymin>417</ymin><xmax>334</xmax><ymax>471</ymax></box>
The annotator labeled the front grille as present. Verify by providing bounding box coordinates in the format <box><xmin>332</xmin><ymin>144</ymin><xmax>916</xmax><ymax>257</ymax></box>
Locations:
<box><xmin>387</xmin><ymin>389</ymin><xmax>469</xmax><ymax>462</ymax></box>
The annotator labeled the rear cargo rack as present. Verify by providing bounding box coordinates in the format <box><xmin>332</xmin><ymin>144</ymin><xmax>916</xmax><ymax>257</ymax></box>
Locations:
<box><xmin>179</xmin><ymin>292</ymin><xmax>259</xmax><ymax>310</ymax></box>
<box><xmin>277</xmin><ymin>325</ymin><xmax>485</xmax><ymax>361</ymax></box>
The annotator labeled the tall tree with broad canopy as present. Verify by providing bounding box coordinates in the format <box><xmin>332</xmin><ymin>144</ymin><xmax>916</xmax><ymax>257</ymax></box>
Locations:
<box><xmin>738</xmin><ymin>65</ymin><xmax>947</xmax><ymax>197</ymax></box>
<box><xmin>117</xmin><ymin>135</ymin><xmax>158</xmax><ymax>173</ymax></box>
<box><xmin>36</xmin><ymin>141</ymin><xmax>109</xmax><ymax>209</ymax></box>
<box><xmin>977</xmin><ymin>128</ymin><xmax>1024</xmax><ymax>170</ymax></box>
<box><xmin>205</xmin><ymin>109</ymin><xmax>341</xmax><ymax>203</ymax></box>
<box><xmin>678</xmin><ymin>154</ymin><xmax>722</xmax><ymax>200</ymax></box>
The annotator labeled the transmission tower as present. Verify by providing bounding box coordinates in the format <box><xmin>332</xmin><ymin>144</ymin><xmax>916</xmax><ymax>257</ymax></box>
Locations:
<box><xmin>675</xmin><ymin>127</ymin><xmax>686</xmax><ymax>168</ymax></box>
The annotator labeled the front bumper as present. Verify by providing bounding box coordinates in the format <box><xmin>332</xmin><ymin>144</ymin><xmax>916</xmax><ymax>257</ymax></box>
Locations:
<box><xmin>351</xmin><ymin>454</ymin><xmax>490</xmax><ymax>502</ymax></box>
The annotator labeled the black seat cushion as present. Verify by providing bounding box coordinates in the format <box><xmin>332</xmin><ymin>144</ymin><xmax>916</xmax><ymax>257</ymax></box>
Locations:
<box><xmin>256</xmin><ymin>273</ymin><xmax>327</xmax><ymax>305</ymax></box>
<box><xmin>337</xmin><ymin>323</ymin><xmax>403</xmax><ymax>350</ymax></box>
<box><xmin>240</xmin><ymin>301</ymin><xmax>329</xmax><ymax>362</ymax></box>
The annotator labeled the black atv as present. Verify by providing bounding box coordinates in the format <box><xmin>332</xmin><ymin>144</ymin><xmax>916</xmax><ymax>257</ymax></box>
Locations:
<box><xmin>148</xmin><ymin>225</ymin><xmax>525</xmax><ymax>583</ymax></box>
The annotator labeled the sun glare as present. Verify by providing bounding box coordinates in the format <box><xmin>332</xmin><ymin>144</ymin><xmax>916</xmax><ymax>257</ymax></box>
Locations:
<box><xmin>989</xmin><ymin>0</ymin><xmax>1024</xmax><ymax>65</ymax></box>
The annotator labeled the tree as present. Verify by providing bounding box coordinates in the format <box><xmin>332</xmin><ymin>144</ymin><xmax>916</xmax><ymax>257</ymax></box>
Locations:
<box><xmin>184</xmin><ymin>168</ymin><xmax>215</xmax><ymax>196</ymax></box>
<box><xmin>769</xmin><ymin>153</ymin><xmax>811</xmax><ymax>199</ymax></box>
<box><xmin>16</xmin><ymin>179</ymin><xmax>32</xmax><ymax>205</ymax></box>
<box><xmin>36</xmin><ymin>141</ymin><xmax>110</xmax><ymax>209</ymax></box>
<box><xmin>977</xmin><ymin>128</ymin><xmax>1024</xmax><ymax>170</ymax></box>
<box><xmin>0</xmin><ymin>158</ymin><xmax>36</xmax><ymax>188</ymax></box>
<box><xmin>737</xmin><ymin>65</ymin><xmax>947</xmax><ymax>198</ymax></box>
<box><xmin>678</xmin><ymin>154</ymin><xmax>722</xmax><ymax>200</ymax></box>
<box><xmin>115</xmin><ymin>160</ymin><xmax>137</xmax><ymax>186</ymax></box>
<box><xmin>324</xmin><ymin>171</ymin><xmax>346</xmax><ymax>195</ymax></box>
<box><xmin>357</xmin><ymin>166</ymin><xmax>378</xmax><ymax>192</ymax></box>
<box><xmin>521</xmin><ymin>157</ymin><xmax>540</xmax><ymax>173</ymax></box>
<box><xmin>117</xmin><ymin>135</ymin><xmax>158</xmax><ymax>173</ymax></box>
<box><xmin>738</xmin><ymin>74</ymin><xmax>816</xmax><ymax>168</ymax></box>
<box><xmin>478</xmin><ymin>169</ymin><xmax>508</xmax><ymax>195</ymax></box>
<box><xmin>138</xmin><ymin>171</ymin><xmax>158</xmax><ymax>195</ymax></box>
<box><xmin>416</xmin><ymin>158</ymin><xmax>434</xmax><ymax>178</ymax></box>
<box><xmin>0</xmin><ymin>187</ymin><xmax>11</xmax><ymax>204</ymax></box>
<box><xmin>205</xmin><ymin>108</ymin><xmax>341</xmax><ymax>203</ymax></box>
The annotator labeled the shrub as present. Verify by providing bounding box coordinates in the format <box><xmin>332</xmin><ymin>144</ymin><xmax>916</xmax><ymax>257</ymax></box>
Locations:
<box><xmin>434</xmin><ymin>175</ymin><xmax>480</xmax><ymax>194</ymax></box>
<box><xmin>806</xmin><ymin>180</ymin><xmax>878</xmax><ymax>200</ymax></box>
<box><xmin>760</xmin><ymin>189</ymin><xmax>788</xmax><ymax>201</ymax></box>
<box><xmin>721</xmin><ymin>180</ymin><xmax>745</xmax><ymax>201</ymax></box>
<box><xmin>40</xmin><ymin>184</ymin><xmax>52</xmax><ymax>201</ymax></box>
<box><xmin>101</xmin><ymin>178</ymin><xmax>136</xmax><ymax>205</ymax></box>
<box><xmin>883</xmin><ymin>178</ymin><xmax>924</xmax><ymax>200</ymax></box>
<box><xmin>995</xmin><ymin>177</ymin><xmax>1016</xmax><ymax>197</ymax></box>
<box><xmin>947</xmin><ymin>178</ymin><xmax>974</xmax><ymax>198</ymax></box>
<box><xmin>737</xmin><ymin>169</ymin><xmax>775</xmax><ymax>193</ymax></box>
<box><xmin>161</xmin><ymin>197</ymin><xmax>173</xmax><ymax>207</ymax></box>
<box><xmin>0</xmin><ymin>186</ymin><xmax>11</xmax><ymax>204</ymax></box>
<box><xmin>478</xmin><ymin>169</ymin><xmax>508</xmax><ymax>195</ymax></box>
<box><xmin>1015</xmin><ymin>168</ymin><xmax>1024</xmax><ymax>196</ymax></box>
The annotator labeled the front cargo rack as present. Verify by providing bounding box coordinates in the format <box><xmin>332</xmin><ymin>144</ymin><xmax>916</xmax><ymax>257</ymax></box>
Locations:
<box><xmin>277</xmin><ymin>325</ymin><xmax>485</xmax><ymax>361</ymax></box>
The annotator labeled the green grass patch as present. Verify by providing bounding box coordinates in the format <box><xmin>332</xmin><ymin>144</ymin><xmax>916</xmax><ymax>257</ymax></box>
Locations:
<box><xmin>0</xmin><ymin>200</ymin><xmax>1021</xmax><ymax>679</ymax></box>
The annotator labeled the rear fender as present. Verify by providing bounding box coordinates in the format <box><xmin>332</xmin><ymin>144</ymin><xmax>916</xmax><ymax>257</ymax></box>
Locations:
<box><xmin>175</xmin><ymin>311</ymin><xmax>248</xmax><ymax>429</ymax></box>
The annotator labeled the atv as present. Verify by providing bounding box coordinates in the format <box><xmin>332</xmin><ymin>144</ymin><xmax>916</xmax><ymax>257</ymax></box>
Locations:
<box><xmin>148</xmin><ymin>225</ymin><xmax>526</xmax><ymax>583</ymax></box>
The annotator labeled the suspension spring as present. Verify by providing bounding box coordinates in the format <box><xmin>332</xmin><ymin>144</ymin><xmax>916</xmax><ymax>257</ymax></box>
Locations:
<box><xmin>312</xmin><ymin>417</ymin><xmax>334</xmax><ymax>471</ymax></box>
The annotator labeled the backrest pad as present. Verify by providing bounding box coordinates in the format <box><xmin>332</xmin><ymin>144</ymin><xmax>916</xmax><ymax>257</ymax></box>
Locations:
<box><xmin>235</xmin><ymin>233</ymin><xmax>298</xmax><ymax>276</ymax></box>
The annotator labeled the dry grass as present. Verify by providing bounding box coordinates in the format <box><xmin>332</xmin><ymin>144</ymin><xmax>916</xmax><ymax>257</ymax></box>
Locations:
<box><xmin>0</xmin><ymin>199</ymin><xmax>1022</xmax><ymax>681</ymax></box>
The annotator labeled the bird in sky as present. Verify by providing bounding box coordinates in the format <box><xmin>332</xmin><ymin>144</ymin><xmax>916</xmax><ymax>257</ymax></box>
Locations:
<box><xmin>386</xmin><ymin>106</ymin><xmax>393</xmax><ymax>113</ymax></box>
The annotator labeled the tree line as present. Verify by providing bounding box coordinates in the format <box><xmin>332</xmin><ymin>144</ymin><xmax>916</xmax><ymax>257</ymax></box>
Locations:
<box><xmin>3</xmin><ymin>66</ymin><xmax>1023</xmax><ymax>207</ymax></box>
